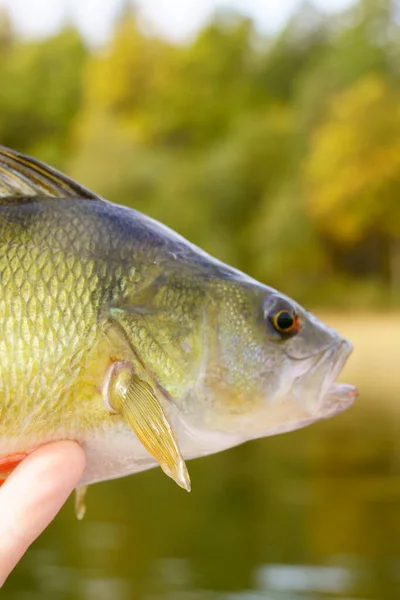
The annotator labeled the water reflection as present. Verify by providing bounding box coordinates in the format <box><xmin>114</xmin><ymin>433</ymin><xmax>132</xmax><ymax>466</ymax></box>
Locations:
<box><xmin>3</xmin><ymin>317</ymin><xmax>400</xmax><ymax>600</ymax></box>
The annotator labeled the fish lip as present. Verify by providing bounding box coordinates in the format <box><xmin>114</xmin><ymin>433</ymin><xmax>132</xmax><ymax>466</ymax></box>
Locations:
<box><xmin>326</xmin><ymin>382</ymin><xmax>358</xmax><ymax>402</ymax></box>
<box><xmin>291</xmin><ymin>339</ymin><xmax>356</xmax><ymax>414</ymax></box>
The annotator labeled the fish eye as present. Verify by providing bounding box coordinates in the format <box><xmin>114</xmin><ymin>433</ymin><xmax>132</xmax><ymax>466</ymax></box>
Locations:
<box><xmin>263</xmin><ymin>295</ymin><xmax>301</xmax><ymax>339</ymax></box>
<box><xmin>274</xmin><ymin>310</ymin><xmax>295</xmax><ymax>332</ymax></box>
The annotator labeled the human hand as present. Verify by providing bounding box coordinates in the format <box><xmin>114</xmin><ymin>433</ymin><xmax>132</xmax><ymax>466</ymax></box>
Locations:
<box><xmin>0</xmin><ymin>441</ymin><xmax>86</xmax><ymax>587</ymax></box>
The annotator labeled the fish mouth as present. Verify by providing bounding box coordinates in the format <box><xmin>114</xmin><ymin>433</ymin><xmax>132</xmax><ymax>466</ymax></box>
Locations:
<box><xmin>292</xmin><ymin>339</ymin><xmax>358</xmax><ymax>415</ymax></box>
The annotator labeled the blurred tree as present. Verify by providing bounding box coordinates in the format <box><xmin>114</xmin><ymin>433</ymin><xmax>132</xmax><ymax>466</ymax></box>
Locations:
<box><xmin>0</xmin><ymin>26</ymin><xmax>88</xmax><ymax>166</ymax></box>
<box><xmin>295</xmin><ymin>0</ymin><xmax>398</xmax><ymax>137</ymax></box>
<box><xmin>304</xmin><ymin>74</ymin><xmax>400</xmax><ymax>290</ymax></box>
<box><xmin>0</xmin><ymin>7</ymin><xmax>13</xmax><ymax>53</ymax></box>
<box><xmin>84</xmin><ymin>6</ymin><xmax>172</xmax><ymax>128</ymax></box>
<box><xmin>155</xmin><ymin>11</ymin><xmax>256</xmax><ymax>147</ymax></box>
<box><xmin>79</xmin><ymin>7</ymin><xmax>258</xmax><ymax>148</ymax></box>
<box><xmin>255</xmin><ymin>2</ymin><xmax>331</xmax><ymax>103</ymax></box>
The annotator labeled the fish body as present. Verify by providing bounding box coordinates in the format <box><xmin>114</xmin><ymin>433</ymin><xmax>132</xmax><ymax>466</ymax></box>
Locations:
<box><xmin>0</xmin><ymin>146</ymin><xmax>357</xmax><ymax>493</ymax></box>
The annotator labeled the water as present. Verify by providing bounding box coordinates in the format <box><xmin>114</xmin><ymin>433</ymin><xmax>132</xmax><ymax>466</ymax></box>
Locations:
<box><xmin>2</xmin><ymin>316</ymin><xmax>400</xmax><ymax>599</ymax></box>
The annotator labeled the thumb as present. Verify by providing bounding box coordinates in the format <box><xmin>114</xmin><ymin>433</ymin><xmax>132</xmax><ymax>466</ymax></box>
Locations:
<box><xmin>0</xmin><ymin>441</ymin><xmax>86</xmax><ymax>587</ymax></box>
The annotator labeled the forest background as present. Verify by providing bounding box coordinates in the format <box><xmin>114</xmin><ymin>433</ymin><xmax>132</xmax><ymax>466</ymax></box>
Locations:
<box><xmin>0</xmin><ymin>0</ymin><xmax>399</xmax><ymax>309</ymax></box>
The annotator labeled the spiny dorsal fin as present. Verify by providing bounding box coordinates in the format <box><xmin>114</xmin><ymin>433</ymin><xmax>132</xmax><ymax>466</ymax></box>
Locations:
<box><xmin>0</xmin><ymin>146</ymin><xmax>99</xmax><ymax>200</ymax></box>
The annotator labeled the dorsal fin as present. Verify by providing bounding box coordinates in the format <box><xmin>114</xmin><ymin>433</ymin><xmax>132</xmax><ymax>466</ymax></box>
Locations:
<box><xmin>0</xmin><ymin>146</ymin><xmax>99</xmax><ymax>200</ymax></box>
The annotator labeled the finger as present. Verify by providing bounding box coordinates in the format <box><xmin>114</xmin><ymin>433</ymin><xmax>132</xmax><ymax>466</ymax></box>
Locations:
<box><xmin>0</xmin><ymin>441</ymin><xmax>86</xmax><ymax>587</ymax></box>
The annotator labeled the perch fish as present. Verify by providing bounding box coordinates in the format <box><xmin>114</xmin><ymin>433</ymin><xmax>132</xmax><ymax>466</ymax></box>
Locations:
<box><xmin>0</xmin><ymin>146</ymin><xmax>357</xmax><ymax>517</ymax></box>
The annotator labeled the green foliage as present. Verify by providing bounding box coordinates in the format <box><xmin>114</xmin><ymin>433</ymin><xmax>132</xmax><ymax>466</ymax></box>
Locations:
<box><xmin>0</xmin><ymin>23</ymin><xmax>87</xmax><ymax>165</ymax></box>
<box><xmin>1</xmin><ymin>0</ymin><xmax>399</xmax><ymax>306</ymax></box>
<box><xmin>305</xmin><ymin>74</ymin><xmax>400</xmax><ymax>289</ymax></box>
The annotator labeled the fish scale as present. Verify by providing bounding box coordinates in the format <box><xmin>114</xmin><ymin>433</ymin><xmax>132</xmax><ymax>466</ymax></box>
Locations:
<box><xmin>0</xmin><ymin>203</ymin><xmax>128</xmax><ymax>441</ymax></box>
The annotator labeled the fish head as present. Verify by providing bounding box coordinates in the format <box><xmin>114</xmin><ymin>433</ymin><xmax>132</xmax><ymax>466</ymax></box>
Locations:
<box><xmin>172</xmin><ymin>277</ymin><xmax>357</xmax><ymax>441</ymax></box>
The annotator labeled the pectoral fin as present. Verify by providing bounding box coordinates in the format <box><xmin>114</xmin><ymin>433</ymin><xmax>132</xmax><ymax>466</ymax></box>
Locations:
<box><xmin>105</xmin><ymin>362</ymin><xmax>191</xmax><ymax>492</ymax></box>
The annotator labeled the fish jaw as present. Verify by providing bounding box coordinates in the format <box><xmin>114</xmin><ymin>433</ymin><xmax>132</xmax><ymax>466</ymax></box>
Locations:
<box><xmin>290</xmin><ymin>339</ymin><xmax>357</xmax><ymax>417</ymax></box>
<box><xmin>318</xmin><ymin>382</ymin><xmax>358</xmax><ymax>419</ymax></box>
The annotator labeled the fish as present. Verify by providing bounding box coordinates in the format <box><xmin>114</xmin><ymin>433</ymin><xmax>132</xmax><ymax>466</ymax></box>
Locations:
<box><xmin>0</xmin><ymin>145</ymin><xmax>357</xmax><ymax>517</ymax></box>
